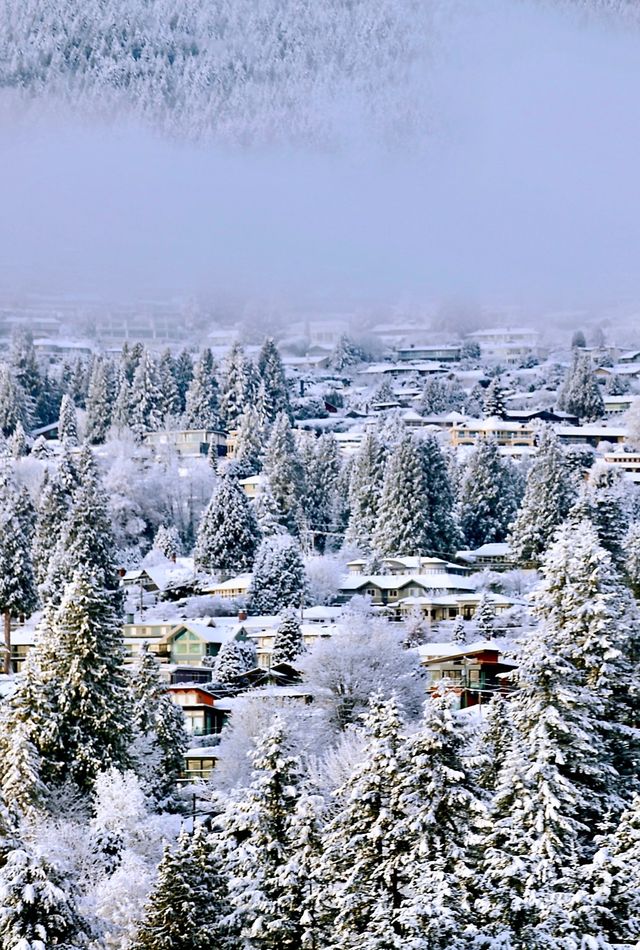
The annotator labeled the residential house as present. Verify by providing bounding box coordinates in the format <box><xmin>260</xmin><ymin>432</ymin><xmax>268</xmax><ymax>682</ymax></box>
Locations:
<box><xmin>395</xmin><ymin>591</ymin><xmax>515</xmax><ymax>624</ymax></box>
<box><xmin>604</xmin><ymin>395</ymin><xmax>634</xmax><ymax>416</ymax></box>
<box><xmin>457</xmin><ymin>543</ymin><xmax>513</xmax><ymax>571</ymax></box>
<box><xmin>202</xmin><ymin>573</ymin><xmax>253</xmax><ymax>600</ymax></box>
<box><xmin>346</xmin><ymin>555</ymin><xmax>471</xmax><ymax>577</ymax></box>
<box><xmin>145</xmin><ymin>428</ymin><xmax>227</xmax><ymax>459</ymax></box>
<box><xmin>157</xmin><ymin>619</ymin><xmax>247</xmax><ymax>668</ymax></box>
<box><xmin>418</xmin><ymin>640</ymin><xmax>517</xmax><ymax>708</ymax></box>
<box><xmin>450</xmin><ymin>418</ymin><xmax>537</xmax><ymax>452</ymax></box>
<box><xmin>396</xmin><ymin>344</ymin><xmax>462</xmax><ymax>362</ymax></box>
<box><xmin>555</xmin><ymin>424</ymin><xmax>627</xmax><ymax>447</ymax></box>
<box><xmin>168</xmin><ymin>684</ymin><xmax>228</xmax><ymax>736</ymax></box>
<box><xmin>465</xmin><ymin>327</ymin><xmax>542</xmax><ymax>363</ymax></box>
<box><xmin>182</xmin><ymin>745</ymin><xmax>220</xmax><ymax>782</ymax></box>
<box><xmin>338</xmin><ymin>571</ymin><xmax>476</xmax><ymax>606</ymax></box>
<box><xmin>602</xmin><ymin>450</ymin><xmax>640</xmax><ymax>483</ymax></box>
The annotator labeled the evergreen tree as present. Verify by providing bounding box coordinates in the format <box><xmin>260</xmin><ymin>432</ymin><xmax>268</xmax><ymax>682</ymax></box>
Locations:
<box><xmin>300</xmin><ymin>432</ymin><xmax>341</xmax><ymax>553</ymax></box>
<box><xmin>0</xmin><ymin>468</ymin><xmax>38</xmax><ymax>674</ymax></box>
<box><xmin>10</xmin><ymin>329</ymin><xmax>42</xmax><ymax>425</ymax></box>
<box><xmin>252</xmin><ymin>482</ymin><xmax>288</xmax><ymax>538</ymax></box>
<box><xmin>157</xmin><ymin>348</ymin><xmax>182</xmax><ymax>421</ymax></box>
<box><xmin>569</xmin><ymin>463</ymin><xmax>629</xmax><ymax>569</ymax></box>
<box><xmin>458</xmin><ymin>437</ymin><xmax>522</xmax><ymax>548</ymax></box>
<box><xmin>112</xmin><ymin>368</ymin><xmax>133</xmax><ymax>431</ymax></box>
<box><xmin>130</xmin><ymin>351</ymin><xmax>165</xmax><ymax>440</ymax></box>
<box><xmin>0</xmin><ymin>717</ymin><xmax>46</xmax><ymax>816</ymax></box>
<box><xmin>134</xmin><ymin>824</ymin><xmax>233</xmax><ymax>950</ymax></box>
<box><xmin>476</xmin><ymin>693</ymin><xmax>517</xmax><ymax>794</ymax></box>
<box><xmin>44</xmin><ymin>445</ymin><xmax>120</xmax><ymax>600</ymax></box>
<box><xmin>271</xmin><ymin>607</ymin><xmax>305</xmax><ymax>665</ymax></box>
<box><xmin>220</xmin><ymin>718</ymin><xmax>305</xmax><ymax>949</ymax></box>
<box><xmin>451</xmin><ymin>614</ymin><xmax>467</xmax><ymax>644</ymax></box>
<box><xmin>233</xmin><ymin>405</ymin><xmax>265</xmax><ymax>476</ymax></box>
<box><xmin>129</xmin><ymin>644</ymin><xmax>188</xmax><ymax>806</ymax></box>
<box><xmin>262</xmin><ymin>413</ymin><xmax>304</xmax><ymax>535</ymax></box>
<box><xmin>0</xmin><ymin>846</ymin><xmax>89</xmax><ymax>949</ymax></box>
<box><xmin>257</xmin><ymin>338</ymin><xmax>292</xmax><ymax>424</ymax></box>
<box><xmin>174</xmin><ymin>349</ymin><xmax>194</xmax><ymax>414</ymax></box>
<box><xmin>625</xmin><ymin>520</ymin><xmax>640</xmax><ymax>596</ymax></box>
<box><xmin>474</xmin><ymin>591</ymin><xmax>496</xmax><ymax>638</ymax></box>
<box><xmin>0</xmin><ymin>364</ymin><xmax>29</xmax><ymax>437</ymax></box>
<box><xmin>371</xmin><ymin>433</ymin><xmax>432</xmax><ymax>556</ymax></box>
<box><xmin>153</xmin><ymin>524</ymin><xmax>181</xmax><ymax>560</ymax></box>
<box><xmin>85</xmin><ymin>357</ymin><xmax>112</xmax><ymax>444</ymax></box>
<box><xmin>397</xmin><ymin>689</ymin><xmax>486</xmax><ymax>948</ymax></box>
<box><xmin>58</xmin><ymin>393</ymin><xmax>79</xmax><ymax>446</ymax></box>
<box><xmin>27</xmin><ymin>567</ymin><xmax>131</xmax><ymax>792</ymax></box>
<box><xmin>509</xmin><ymin>427</ymin><xmax>575</xmax><ymax>565</ymax></box>
<box><xmin>418</xmin><ymin>377</ymin><xmax>450</xmax><ymax>415</ymax></box>
<box><xmin>571</xmin><ymin>329</ymin><xmax>587</xmax><ymax>348</ymax></box>
<box><xmin>420</xmin><ymin>435</ymin><xmax>462</xmax><ymax>554</ymax></box>
<box><xmin>182</xmin><ymin>348</ymin><xmax>220</xmax><ymax>430</ymax></box>
<box><xmin>194</xmin><ymin>473</ymin><xmax>260</xmax><ymax>576</ymax></box>
<box><xmin>211</xmin><ymin>638</ymin><xmax>256</xmax><ymax>683</ymax></box>
<box><xmin>30</xmin><ymin>435</ymin><xmax>51</xmax><ymax>459</ymax></box>
<box><xmin>32</xmin><ymin>456</ymin><xmax>77</xmax><ymax>585</ymax></box>
<box><xmin>330</xmin><ymin>334</ymin><xmax>365</xmax><ymax>371</ymax></box>
<box><xmin>321</xmin><ymin>694</ymin><xmax>409</xmax><ymax>948</ymax></box>
<box><xmin>220</xmin><ymin>343</ymin><xmax>257</xmax><ymax>430</ymax></box>
<box><xmin>483</xmin><ymin>378</ymin><xmax>506</xmax><ymax>418</ymax></box>
<box><xmin>345</xmin><ymin>429</ymin><xmax>386</xmax><ymax>552</ymax></box>
<box><xmin>558</xmin><ymin>351</ymin><xmax>605</xmax><ymax>421</ymax></box>
<box><xmin>249</xmin><ymin>535</ymin><xmax>306</xmax><ymax>615</ymax></box>
<box><xmin>8</xmin><ymin>421</ymin><xmax>28</xmax><ymax>458</ymax></box>
<box><xmin>582</xmin><ymin>794</ymin><xmax>640</xmax><ymax>946</ymax></box>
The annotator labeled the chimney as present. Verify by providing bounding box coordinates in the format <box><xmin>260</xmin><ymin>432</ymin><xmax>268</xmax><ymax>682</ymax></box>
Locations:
<box><xmin>238</xmin><ymin>609</ymin><xmax>248</xmax><ymax>622</ymax></box>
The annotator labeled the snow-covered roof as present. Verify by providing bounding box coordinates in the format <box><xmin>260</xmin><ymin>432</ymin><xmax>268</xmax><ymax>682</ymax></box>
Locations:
<box><xmin>457</xmin><ymin>542</ymin><xmax>512</xmax><ymax>559</ymax></box>
<box><xmin>417</xmin><ymin>639</ymin><xmax>507</xmax><ymax>659</ymax></box>
<box><xmin>340</xmin><ymin>573</ymin><xmax>476</xmax><ymax>592</ymax></box>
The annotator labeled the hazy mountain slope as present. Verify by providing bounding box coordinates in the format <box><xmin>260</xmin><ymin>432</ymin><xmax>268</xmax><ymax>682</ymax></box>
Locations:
<box><xmin>0</xmin><ymin>0</ymin><xmax>424</xmax><ymax>144</ymax></box>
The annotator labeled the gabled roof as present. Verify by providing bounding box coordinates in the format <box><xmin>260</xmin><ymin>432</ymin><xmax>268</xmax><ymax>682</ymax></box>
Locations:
<box><xmin>340</xmin><ymin>573</ymin><xmax>476</xmax><ymax>592</ymax></box>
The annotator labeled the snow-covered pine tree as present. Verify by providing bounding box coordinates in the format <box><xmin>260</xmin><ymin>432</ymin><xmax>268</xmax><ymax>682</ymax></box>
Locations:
<box><xmin>276</xmin><ymin>793</ymin><xmax>327</xmax><ymax>950</ymax></box>
<box><xmin>30</xmin><ymin>435</ymin><xmax>51</xmax><ymax>459</ymax></box>
<box><xmin>257</xmin><ymin>338</ymin><xmax>292</xmax><ymax>425</ymax></box>
<box><xmin>157</xmin><ymin>348</ymin><xmax>182</xmax><ymax>421</ymax></box>
<box><xmin>483</xmin><ymin>378</ymin><xmax>506</xmax><ymax>418</ymax></box>
<box><xmin>320</xmin><ymin>694</ymin><xmax>409</xmax><ymax>949</ymax></box>
<box><xmin>220</xmin><ymin>342</ymin><xmax>257</xmax><ymax>430</ymax></box>
<box><xmin>219</xmin><ymin>717</ymin><xmax>305</xmax><ymax>949</ymax></box>
<box><xmin>194</xmin><ymin>472</ymin><xmax>260</xmax><ymax>577</ymax></box>
<box><xmin>581</xmin><ymin>793</ymin><xmax>640</xmax><ymax>947</ymax></box>
<box><xmin>134</xmin><ymin>823</ymin><xmax>233</xmax><ymax>950</ymax></box>
<box><xmin>558</xmin><ymin>350</ymin><xmax>605</xmax><ymax>421</ymax></box>
<box><xmin>475</xmin><ymin>693</ymin><xmax>517</xmax><ymax>793</ymax></box>
<box><xmin>0</xmin><ymin>468</ymin><xmax>38</xmax><ymax>673</ymax></box>
<box><xmin>397</xmin><ymin>688</ymin><xmax>486</xmax><ymax>949</ymax></box>
<box><xmin>569</xmin><ymin>463</ymin><xmax>629</xmax><ymax>569</ymax></box>
<box><xmin>32</xmin><ymin>567</ymin><xmax>131</xmax><ymax>793</ymax></box>
<box><xmin>625</xmin><ymin>520</ymin><xmax>640</xmax><ymax>596</ymax></box>
<box><xmin>371</xmin><ymin>432</ymin><xmax>432</xmax><ymax>556</ymax></box>
<box><xmin>0</xmin><ymin>364</ymin><xmax>29</xmax><ymax>437</ymax></box>
<box><xmin>300</xmin><ymin>432</ymin><xmax>341</xmax><ymax>553</ymax></box>
<box><xmin>0</xmin><ymin>846</ymin><xmax>90</xmax><ymax>950</ymax></box>
<box><xmin>153</xmin><ymin>524</ymin><xmax>181</xmax><ymax>561</ymax></box>
<box><xmin>174</xmin><ymin>349</ymin><xmax>194</xmax><ymax>414</ymax></box>
<box><xmin>451</xmin><ymin>614</ymin><xmax>467</xmax><ymax>643</ymax></box>
<box><xmin>458</xmin><ymin>437</ymin><xmax>522</xmax><ymax>547</ymax></box>
<box><xmin>32</xmin><ymin>461</ymin><xmax>77</xmax><ymax>585</ymax></box>
<box><xmin>129</xmin><ymin>644</ymin><xmax>188</xmax><ymax>807</ymax></box>
<box><xmin>211</xmin><ymin>638</ymin><xmax>256</xmax><ymax>683</ymax></box>
<box><xmin>233</xmin><ymin>405</ymin><xmax>265</xmax><ymax>476</ymax></box>
<box><xmin>420</xmin><ymin>434</ymin><xmax>462</xmax><ymax>555</ymax></box>
<box><xmin>44</xmin><ymin>445</ymin><xmax>120</xmax><ymax>602</ymax></box>
<box><xmin>58</xmin><ymin>393</ymin><xmax>79</xmax><ymax>446</ymax></box>
<box><xmin>0</xmin><ymin>716</ymin><xmax>45</xmax><ymax>817</ymax></box>
<box><xmin>9</xmin><ymin>421</ymin><xmax>28</xmax><ymax>458</ymax></box>
<box><xmin>271</xmin><ymin>607</ymin><xmax>305</xmax><ymax>665</ymax></box>
<box><xmin>112</xmin><ymin>368</ymin><xmax>133</xmax><ymax>432</ymax></box>
<box><xmin>509</xmin><ymin>426</ymin><xmax>575</xmax><ymax>565</ymax></box>
<box><xmin>129</xmin><ymin>351</ymin><xmax>165</xmax><ymax>440</ymax></box>
<box><xmin>85</xmin><ymin>357</ymin><xmax>112</xmax><ymax>444</ymax></box>
<box><xmin>474</xmin><ymin>591</ymin><xmax>496</xmax><ymax>638</ymax></box>
<box><xmin>345</xmin><ymin>429</ymin><xmax>386</xmax><ymax>552</ymax></box>
<box><xmin>418</xmin><ymin>377</ymin><xmax>449</xmax><ymax>415</ymax></box>
<box><xmin>248</xmin><ymin>535</ymin><xmax>306</xmax><ymax>615</ymax></box>
<box><xmin>261</xmin><ymin>412</ymin><xmax>304</xmax><ymax>535</ymax></box>
<box><xmin>182</xmin><ymin>348</ymin><xmax>220</xmax><ymax>430</ymax></box>
<box><xmin>10</xmin><ymin>329</ymin><xmax>41</xmax><ymax>426</ymax></box>
<box><xmin>252</xmin><ymin>482</ymin><xmax>288</xmax><ymax>538</ymax></box>
<box><xmin>330</xmin><ymin>333</ymin><xmax>365</xmax><ymax>371</ymax></box>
